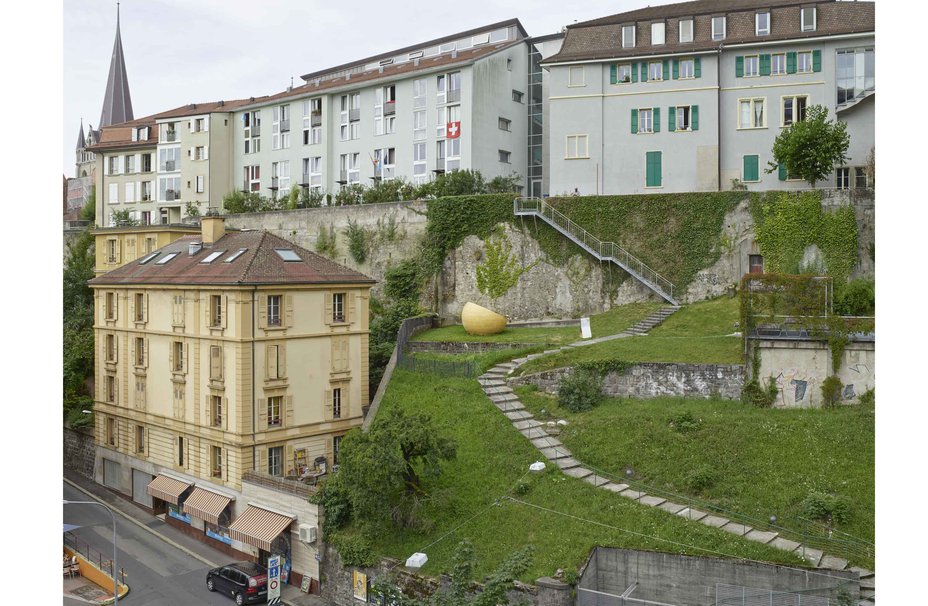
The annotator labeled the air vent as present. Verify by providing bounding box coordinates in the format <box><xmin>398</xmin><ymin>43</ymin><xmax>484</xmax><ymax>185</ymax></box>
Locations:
<box><xmin>188</xmin><ymin>242</ymin><xmax>202</xmax><ymax>256</ymax></box>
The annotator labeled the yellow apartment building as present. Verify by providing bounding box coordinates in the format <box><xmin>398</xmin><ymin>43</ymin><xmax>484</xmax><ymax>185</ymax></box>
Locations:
<box><xmin>88</xmin><ymin>215</ymin><xmax>374</xmax><ymax>586</ymax></box>
<box><xmin>94</xmin><ymin>224</ymin><xmax>201</xmax><ymax>276</ymax></box>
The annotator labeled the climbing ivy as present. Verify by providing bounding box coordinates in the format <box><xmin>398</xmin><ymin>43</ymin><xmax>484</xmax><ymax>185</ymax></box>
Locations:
<box><xmin>475</xmin><ymin>232</ymin><xmax>536</xmax><ymax>299</ymax></box>
<box><xmin>750</xmin><ymin>191</ymin><xmax>859</xmax><ymax>283</ymax></box>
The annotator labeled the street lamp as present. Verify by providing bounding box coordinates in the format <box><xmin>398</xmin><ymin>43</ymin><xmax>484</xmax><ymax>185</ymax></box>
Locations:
<box><xmin>64</xmin><ymin>500</ymin><xmax>118</xmax><ymax>604</ymax></box>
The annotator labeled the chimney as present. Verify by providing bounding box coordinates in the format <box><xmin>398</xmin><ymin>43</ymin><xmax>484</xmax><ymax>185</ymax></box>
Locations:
<box><xmin>188</xmin><ymin>241</ymin><xmax>203</xmax><ymax>256</ymax></box>
<box><xmin>201</xmin><ymin>215</ymin><xmax>226</xmax><ymax>244</ymax></box>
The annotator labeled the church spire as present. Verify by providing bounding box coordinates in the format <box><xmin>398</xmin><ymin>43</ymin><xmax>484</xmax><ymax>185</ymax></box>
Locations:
<box><xmin>99</xmin><ymin>2</ymin><xmax>134</xmax><ymax>128</ymax></box>
<box><xmin>76</xmin><ymin>118</ymin><xmax>86</xmax><ymax>151</ymax></box>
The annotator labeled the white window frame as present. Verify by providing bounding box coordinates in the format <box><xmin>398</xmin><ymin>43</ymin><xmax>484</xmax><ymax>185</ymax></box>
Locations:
<box><xmin>651</xmin><ymin>22</ymin><xmax>665</xmax><ymax>45</ymax></box>
<box><xmin>622</xmin><ymin>24</ymin><xmax>635</xmax><ymax>48</ymax></box>
<box><xmin>744</xmin><ymin>55</ymin><xmax>760</xmax><ymax>78</ymax></box>
<box><xmin>781</xmin><ymin>94</ymin><xmax>810</xmax><ymax>127</ymax></box>
<box><xmin>413</xmin><ymin>110</ymin><xmax>427</xmax><ymax>141</ymax></box>
<box><xmin>638</xmin><ymin>108</ymin><xmax>654</xmax><ymax>134</ymax></box>
<box><xmin>124</xmin><ymin>182</ymin><xmax>136</xmax><ymax>202</ymax></box>
<box><xmin>648</xmin><ymin>61</ymin><xmax>663</xmax><ymax>82</ymax></box>
<box><xmin>618</xmin><ymin>64</ymin><xmax>632</xmax><ymax>84</ymax></box>
<box><xmin>679</xmin><ymin>18</ymin><xmax>693</xmax><ymax>43</ymax></box>
<box><xmin>772</xmin><ymin>53</ymin><xmax>787</xmax><ymax>76</ymax></box>
<box><xmin>195</xmin><ymin>175</ymin><xmax>205</xmax><ymax>194</ymax></box>
<box><xmin>738</xmin><ymin>97</ymin><xmax>767</xmax><ymax>129</ymax></box>
<box><xmin>756</xmin><ymin>12</ymin><xmax>770</xmax><ymax>36</ymax></box>
<box><xmin>801</xmin><ymin>7</ymin><xmax>816</xmax><ymax>32</ymax></box>
<box><xmin>565</xmin><ymin>134</ymin><xmax>589</xmax><ymax>159</ymax></box>
<box><xmin>568</xmin><ymin>66</ymin><xmax>585</xmax><ymax>87</ymax></box>
<box><xmin>675</xmin><ymin>105</ymin><xmax>692</xmax><ymax>132</ymax></box>
<box><xmin>680</xmin><ymin>58</ymin><xmax>695</xmax><ymax>79</ymax></box>
<box><xmin>498</xmin><ymin>149</ymin><xmax>511</xmax><ymax>164</ymax></box>
<box><xmin>498</xmin><ymin>117</ymin><xmax>511</xmax><ymax>131</ymax></box>
<box><xmin>797</xmin><ymin>50</ymin><xmax>814</xmax><ymax>74</ymax></box>
<box><xmin>413</xmin><ymin>142</ymin><xmax>427</xmax><ymax>184</ymax></box>
<box><xmin>711</xmin><ymin>16</ymin><xmax>726</xmax><ymax>41</ymax></box>
<box><xmin>108</xmin><ymin>182</ymin><xmax>119</xmax><ymax>205</ymax></box>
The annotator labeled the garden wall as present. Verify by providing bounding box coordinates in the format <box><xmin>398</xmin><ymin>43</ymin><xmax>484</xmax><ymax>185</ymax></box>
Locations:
<box><xmin>64</xmin><ymin>426</ymin><xmax>96</xmax><ymax>479</ymax></box>
<box><xmin>512</xmin><ymin>363</ymin><xmax>744</xmax><ymax>401</ymax></box>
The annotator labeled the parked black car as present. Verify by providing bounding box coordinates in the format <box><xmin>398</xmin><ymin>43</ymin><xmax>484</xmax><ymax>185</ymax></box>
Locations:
<box><xmin>206</xmin><ymin>562</ymin><xmax>268</xmax><ymax>605</ymax></box>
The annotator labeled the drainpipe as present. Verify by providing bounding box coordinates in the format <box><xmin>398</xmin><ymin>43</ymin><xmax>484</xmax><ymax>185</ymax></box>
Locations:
<box><xmin>717</xmin><ymin>43</ymin><xmax>724</xmax><ymax>191</ymax></box>
<box><xmin>251</xmin><ymin>286</ymin><xmax>257</xmax><ymax>472</ymax></box>
<box><xmin>600</xmin><ymin>82</ymin><xmax>605</xmax><ymax>195</ymax></box>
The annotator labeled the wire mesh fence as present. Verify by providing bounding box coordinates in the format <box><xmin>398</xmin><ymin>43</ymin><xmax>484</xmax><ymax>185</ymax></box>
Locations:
<box><xmin>394</xmin><ymin>315</ymin><xmax>481</xmax><ymax>378</ymax></box>
<box><xmin>715</xmin><ymin>584</ymin><xmax>833</xmax><ymax>606</ymax></box>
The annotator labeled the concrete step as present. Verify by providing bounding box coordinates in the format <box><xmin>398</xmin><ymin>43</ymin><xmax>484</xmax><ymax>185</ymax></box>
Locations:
<box><xmin>489</xmin><ymin>393</ymin><xmax>519</xmax><ymax>403</ymax></box>
<box><xmin>657</xmin><ymin>501</ymin><xmax>686</xmax><ymax>514</ymax></box>
<box><xmin>563</xmin><ymin>466</ymin><xmax>593</xmax><ymax>479</ymax></box>
<box><xmin>603</xmin><ymin>482</ymin><xmax>630</xmax><ymax>493</ymax></box>
<box><xmin>795</xmin><ymin>546</ymin><xmax>824</xmax><ymax>567</ymax></box>
<box><xmin>483</xmin><ymin>386</ymin><xmax>514</xmax><ymax>396</ymax></box>
<box><xmin>819</xmin><ymin>555</ymin><xmax>849</xmax><ymax>570</ymax></box>
<box><xmin>583</xmin><ymin>473</ymin><xmax>610</xmax><ymax>487</ymax></box>
<box><xmin>494</xmin><ymin>400</ymin><xmax>524</xmax><ymax>412</ymax></box>
<box><xmin>554</xmin><ymin>457</ymin><xmax>582</xmax><ymax>470</ymax></box>
<box><xmin>520</xmin><ymin>426</ymin><xmax>550</xmax><ymax>440</ymax></box>
<box><xmin>478</xmin><ymin>378</ymin><xmax>506</xmax><ymax>387</ymax></box>
<box><xmin>675</xmin><ymin>507</ymin><xmax>709</xmax><ymax>521</ymax></box>
<box><xmin>539</xmin><ymin>446</ymin><xmax>571</xmax><ymax>460</ymax></box>
<box><xmin>512</xmin><ymin>419</ymin><xmax>542</xmax><ymax>430</ymax></box>
<box><xmin>504</xmin><ymin>410</ymin><xmax>533</xmax><ymax>421</ymax></box>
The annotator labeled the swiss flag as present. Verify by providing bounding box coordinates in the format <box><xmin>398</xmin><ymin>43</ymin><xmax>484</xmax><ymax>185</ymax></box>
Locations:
<box><xmin>446</xmin><ymin>121</ymin><xmax>461</xmax><ymax>139</ymax></box>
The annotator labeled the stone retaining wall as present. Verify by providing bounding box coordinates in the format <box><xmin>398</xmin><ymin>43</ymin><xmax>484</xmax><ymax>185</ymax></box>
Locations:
<box><xmin>407</xmin><ymin>341</ymin><xmax>541</xmax><ymax>354</ymax></box>
<box><xmin>512</xmin><ymin>363</ymin><xmax>745</xmax><ymax>400</ymax></box>
<box><xmin>64</xmin><ymin>426</ymin><xmax>96</xmax><ymax>479</ymax></box>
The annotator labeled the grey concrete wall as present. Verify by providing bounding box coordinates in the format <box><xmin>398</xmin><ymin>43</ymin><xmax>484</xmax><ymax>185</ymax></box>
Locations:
<box><xmin>580</xmin><ymin>547</ymin><xmax>858</xmax><ymax>605</ymax></box>
<box><xmin>755</xmin><ymin>338</ymin><xmax>874</xmax><ymax>408</ymax></box>
<box><xmin>64</xmin><ymin>426</ymin><xmax>97</xmax><ymax>479</ymax></box>
<box><xmin>512</xmin><ymin>363</ymin><xmax>744</xmax><ymax>401</ymax></box>
<box><xmin>407</xmin><ymin>341</ymin><xmax>540</xmax><ymax>354</ymax></box>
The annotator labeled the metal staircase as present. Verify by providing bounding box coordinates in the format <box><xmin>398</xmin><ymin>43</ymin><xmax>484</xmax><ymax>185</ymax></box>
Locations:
<box><xmin>514</xmin><ymin>198</ymin><xmax>679</xmax><ymax>305</ymax></box>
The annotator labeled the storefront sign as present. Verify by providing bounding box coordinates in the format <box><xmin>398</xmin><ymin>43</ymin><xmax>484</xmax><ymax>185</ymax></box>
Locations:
<box><xmin>167</xmin><ymin>504</ymin><xmax>191</xmax><ymax>524</ymax></box>
<box><xmin>205</xmin><ymin>527</ymin><xmax>232</xmax><ymax>545</ymax></box>
<box><xmin>268</xmin><ymin>555</ymin><xmax>281</xmax><ymax>603</ymax></box>
<box><xmin>353</xmin><ymin>570</ymin><xmax>368</xmax><ymax>601</ymax></box>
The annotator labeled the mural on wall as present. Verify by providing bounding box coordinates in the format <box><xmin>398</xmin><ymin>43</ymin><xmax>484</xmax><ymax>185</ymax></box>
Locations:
<box><xmin>772</xmin><ymin>368</ymin><xmax>819</xmax><ymax>408</ymax></box>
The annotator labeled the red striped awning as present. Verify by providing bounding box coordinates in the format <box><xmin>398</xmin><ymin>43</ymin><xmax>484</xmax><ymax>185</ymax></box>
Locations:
<box><xmin>146</xmin><ymin>474</ymin><xmax>191</xmax><ymax>505</ymax></box>
<box><xmin>183</xmin><ymin>487</ymin><xmax>233</xmax><ymax>525</ymax></box>
<box><xmin>228</xmin><ymin>505</ymin><xmax>294</xmax><ymax>551</ymax></box>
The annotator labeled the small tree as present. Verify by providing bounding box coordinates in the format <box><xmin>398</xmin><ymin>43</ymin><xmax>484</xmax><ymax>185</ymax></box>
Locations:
<box><xmin>184</xmin><ymin>201</ymin><xmax>201</xmax><ymax>218</ymax></box>
<box><xmin>110</xmin><ymin>209</ymin><xmax>139</xmax><ymax>226</ymax></box>
<box><xmin>79</xmin><ymin>185</ymin><xmax>96</xmax><ymax>222</ymax></box>
<box><xmin>766</xmin><ymin>105</ymin><xmax>849</xmax><ymax>187</ymax></box>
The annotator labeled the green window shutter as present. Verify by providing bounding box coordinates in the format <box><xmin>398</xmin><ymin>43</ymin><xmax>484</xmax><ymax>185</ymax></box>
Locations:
<box><xmin>778</xmin><ymin>163</ymin><xmax>787</xmax><ymax>181</ymax></box>
<box><xmin>735</xmin><ymin>56</ymin><xmax>744</xmax><ymax>78</ymax></box>
<box><xmin>653</xmin><ymin>107</ymin><xmax>661</xmax><ymax>133</ymax></box>
<box><xmin>610</xmin><ymin>64</ymin><xmax>617</xmax><ymax>84</ymax></box>
<box><xmin>760</xmin><ymin>54</ymin><xmax>771</xmax><ymax>76</ymax></box>
<box><xmin>692</xmin><ymin>105</ymin><xmax>699</xmax><ymax>131</ymax></box>
<box><xmin>662</xmin><ymin>60</ymin><xmax>670</xmax><ymax>81</ymax></box>
<box><xmin>694</xmin><ymin>57</ymin><xmax>701</xmax><ymax>78</ymax></box>
<box><xmin>668</xmin><ymin>106</ymin><xmax>676</xmax><ymax>132</ymax></box>
<box><xmin>631</xmin><ymin>62</ymin><xmax>638</xmax><ymax>83</ymax></box>
<box><xmin>631</xmin><ymin>109</ymin><xmax>638</xmax><ymax>134</ymax></box>
<box><xmin>672</xmin><ymin>59</ymin><xmax>679</xmax><ymax>79</ymax></box>
<box><xmin>641</xmin><ymin>62</ymin><xmax>648</xmax><ymax>80</ymax></box>
<box><xmin>744</xmin><ymin>155</ymin><xmax>759</xmax><ymax>181</ymax></box>
<box><xmin>812</xmin><ymin>49</ymin><xmax>822</xmax><ymax>72</ymax></box>
<box><xmin>786</xmin><ymin>52</ymin><xmax>797</xmax><ymax>74</ymax></box>
<box><xmin>646</xmin><ymin>151</ymin><xmax>662</xmax><ymax>187</ymax></box>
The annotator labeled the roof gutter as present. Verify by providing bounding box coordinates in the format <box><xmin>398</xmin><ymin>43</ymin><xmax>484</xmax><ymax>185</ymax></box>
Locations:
<box><xmin>543</xmin><ymin>49</ymin><xmax>718</xmax><ymax>67</ymax></box>
<box><xmin>721</xmin><ymin>31</ymin><xmax>874</xmax><ymax>50</ymax></box>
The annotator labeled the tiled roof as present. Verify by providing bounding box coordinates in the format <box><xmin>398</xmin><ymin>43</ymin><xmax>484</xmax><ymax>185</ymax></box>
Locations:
<box><xmin>88</xmin><ymin>98</ymin><xmax>263</xmax><ymax>152</ymax></box>
<box><xmin>89</xmin><ymin>229</ymin><xmax>375</xmax><ymax>287</ymax></box>
<box><xmin>242</xmin><ymin>40</ymin><xmax>524</xmax><ymax>108</ymax></box>
<box><xmin>545</xmin><ymin>0</ymin><xmax>874</xmax><ymax>64</ymax></box>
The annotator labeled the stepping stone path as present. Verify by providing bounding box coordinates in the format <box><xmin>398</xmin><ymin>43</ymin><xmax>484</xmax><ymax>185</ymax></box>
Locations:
<box><xmin>475</xmin><ymin>305</ymin><xmax>875</xmax><ymax>605</ymax></box>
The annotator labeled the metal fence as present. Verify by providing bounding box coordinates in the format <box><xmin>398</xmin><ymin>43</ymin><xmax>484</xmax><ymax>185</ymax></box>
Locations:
<box><xmin>715</xmin><ymin>584</ymin><xmax>833</xmax><ymax>606</ymax></box>
<box><xmin>577</xmin><ymin>587</ymin><xmax>682</xmax><ymax>606</ymax></box>
<box><xmin>394</xmin><ymin>315</ymin><xmax>481</xmax><ymax>377</ymax></box>
<box><xmin>64</xmin><ymin>531</ymin><xmax>127</xmax><ymax>585</ymax></box>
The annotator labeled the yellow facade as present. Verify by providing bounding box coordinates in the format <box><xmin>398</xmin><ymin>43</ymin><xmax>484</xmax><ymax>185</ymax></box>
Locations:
<box><xmin>92</xmin><ymin>278</ymin><xmax>371</xmax><ymax>492</ymax></box>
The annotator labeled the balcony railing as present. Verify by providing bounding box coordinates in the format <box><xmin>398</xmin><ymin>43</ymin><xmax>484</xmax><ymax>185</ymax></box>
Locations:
<box><xmin>162</xmin><ymin>160</ymin><xmax>176</xmax><ymax>172</ymax></box>
<box><xmin>165</xmin><ymin>189</ymin><xmax>178</xmax><ymax>201</ymax></box>
<box><xmin>249</xmin><ymin>124</ymin><xmax>261</xmax><ymax>137</ymax></box>
<box><xmin>270</xmin><ymin>177</ymin><xmax>279</xmax><ymax>190</ymax></box>
<box><xmin>162</xmin><ymin>131</ymin><xmax>177</xmax><ymax>143</ymax></box>
<box><xmin>338</xmin><ymin>170</ymin><xmax>348</xmax><ymax>183</ymax></box>
<box><xmin>447</xmin><ymin>88</ymin><xmax>461</xmax><ymax>103</ymax></box>
<box><xmin>348</xmin><ymin>108</ymin><xmax>360</xmax><ymax>122</ymax></box>
<box><xmin>280</xmin><ymin>119</ymin><xmax>290</xmax><ymax>132</ymax></box>
<box><xmin>311</xmin><ymin>112</ymin><xmax>322</xmax><ymax>126</ymax></box>
<box><xmin>435</xmin><ymin>158</ymin><xmax>446</xmax><ymax>172</ymax></box>
<box><xmin>384</xmin><ymin>101</ymin><xmax>396</xmax><ymax>116</ymax></box>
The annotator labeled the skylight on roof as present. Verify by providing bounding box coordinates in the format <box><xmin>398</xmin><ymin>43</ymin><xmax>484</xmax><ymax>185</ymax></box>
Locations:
<box><xmin>275</xmin><ymin>248</ymin><xmax>301</xmax><ymax>262</ymax></box>
<box><xmin>224</xmin><ymin>248</ymin><xmax>247</xmax><ymax>263</ymax></box>
<box><xmin>200</xmin><ymin>250</ymin><xmax>226</xmax><ymax>264</ymax></box>
<box><xmin>139</xmin><ymin>253</ymin><xmax>159</xmax><ymax>265</ymax></box>
<box><xmin>155</xmin><ymin>252</ymin><xmax>179</xmax><ymax>265</ymax></box>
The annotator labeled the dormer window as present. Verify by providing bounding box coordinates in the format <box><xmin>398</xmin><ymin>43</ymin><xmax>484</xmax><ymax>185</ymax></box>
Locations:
<box><xmin>679</xmin><ymin>18</ymin><xmax>693</xmax><ymax>43</ymax></box>
<box><xmin>801</xmin><ymin>7</ymin><xmax>816</xmax><ymax>32</ymax></box>
<box><xmin>711</xmin><ymin>16</ymin><xmax>726</xmax><ymax>41</ymax></box>
<box><xmin>651</xmin><ymin>22</ymin><xmax>665</xmax><ymax>45</ymax></box>
<box><xmin>756</xmin><ymin>12</ymin><xmax>770</xmax><ymax>36</ymax></box>
<box><xmin>622</xmin><ymin>24</ymin><xmax>635</xmax><ymax>48</ymax></box>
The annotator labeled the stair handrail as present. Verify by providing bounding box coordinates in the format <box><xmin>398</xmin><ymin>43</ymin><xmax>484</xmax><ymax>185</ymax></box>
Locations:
<box><xmin>515</xmin><ymin>198</ymin><xmax>675</xmax><ymax>300</ymax></box>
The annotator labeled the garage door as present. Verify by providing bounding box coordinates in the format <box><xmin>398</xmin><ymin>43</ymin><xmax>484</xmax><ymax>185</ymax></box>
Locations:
<box><xmin>132</xmin><ymin>469</ymin><xmax>153</xmax><ymax>508</ymax></box>
<box><xmin>103</xmin><ymin>458</ymin><xmax>121</xmax><ymax>490</ymax></box>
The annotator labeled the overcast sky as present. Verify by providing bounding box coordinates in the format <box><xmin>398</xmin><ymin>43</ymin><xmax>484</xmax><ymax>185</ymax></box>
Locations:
<box><xmin>62</xmin><ymin>0</ymin><xmax>675</xmax><ymax>176</ymax></box>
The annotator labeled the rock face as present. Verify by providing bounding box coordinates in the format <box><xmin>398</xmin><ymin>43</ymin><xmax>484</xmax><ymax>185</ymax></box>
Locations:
<box><xmin>461</xmin><ymin>302</ymin><xmax>507</xmax><ymax>335</ymax></box>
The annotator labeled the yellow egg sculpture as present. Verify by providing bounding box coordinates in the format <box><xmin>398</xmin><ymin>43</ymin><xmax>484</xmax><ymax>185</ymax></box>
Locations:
<box><xmin>461</xmin><ymin>302</ymin><xmax>507</xmax><ymax>335</ymax></box>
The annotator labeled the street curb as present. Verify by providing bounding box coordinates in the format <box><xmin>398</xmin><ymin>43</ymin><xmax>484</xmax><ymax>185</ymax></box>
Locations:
<box><xmin>64</xmin><ymin>477</ymin><xmax>217</xmax><ymax>568</ymax></box>
<box><xmin>64</xmin><ymin>477</ymin><xmax>304</xmax><ymax>606</ymax></box>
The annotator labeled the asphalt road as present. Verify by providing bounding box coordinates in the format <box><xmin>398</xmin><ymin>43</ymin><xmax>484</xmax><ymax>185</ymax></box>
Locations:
<box><xmin>63</xmin><ymin>481</ymin><xmax>238</xmax><ymax>606</ymax></box>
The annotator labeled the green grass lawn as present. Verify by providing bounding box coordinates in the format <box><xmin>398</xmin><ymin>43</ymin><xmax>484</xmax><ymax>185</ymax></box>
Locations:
<box><xmin>368</xmin><ymin>367</ymin><xmax>805</xmax><ymax>582</ymax></box>
<box><xmin>412</xmin><ymin>302</ymin><xmax>660</xmax><ymax>345</ymax></box>
<box><xmin>516</xmin><ymin>387</ymin><xmax>875</xmax><ymax>553</ymax></box>
<box><xmin>517</xmin><ymin>296</ymin><xmax>743</xmax><ymax>375</ymax></box>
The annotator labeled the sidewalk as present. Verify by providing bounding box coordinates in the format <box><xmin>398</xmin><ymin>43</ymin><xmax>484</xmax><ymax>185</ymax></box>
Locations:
<box><xmin>64</xmin><ymin>470</ymin><xmax>329</xmax><ymax>606</ymax></box>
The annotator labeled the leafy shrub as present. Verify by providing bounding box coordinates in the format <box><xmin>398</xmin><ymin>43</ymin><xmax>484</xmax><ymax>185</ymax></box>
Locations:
<box><xmin>686</xmin><ymin>465</ymin><xmax>718</xmax><ymax>492</ymax></box>
<box><xmin>333</xmin><ymin>183</ymin><xmax>365</xmax><ymax>206</ymax></box>
<box><xmin>487</xmin><ymin>172</ymin><xmax>522</xmax><ymax>194</ymax></box>
<box><xmin>362</xmin><ymin>177</ymin><xmax>417</xmax><ymax>203</ymax></box>
<box><xmin>370</xmin><ymin>300</ymin><xmax>422</xmax><ymax>344</ymax></box>
<box><xmin>345</xmin><ymin>218</ymin><xmax>371</xmax><ymax>264</ymax></box>
<box><xmin>514</xmin><ymin>480</ymin><xmax>531</xmax><ymax>496</ymax></box>
<box><xmin>668</xmin><ymin>411</ymin><xmax>702</xmax><ymax>434</ymax></box>
<box><xmin>428</xmin><ymin>169</ymin><xmax>487</xmax><ymax>197</ymax></box>
<box><xmin>222</xmin><ymin>190</ymin><xmax>274</xmax><ymax>214</ymax></box>
<box><xmin>859</xmin><ymin>388</ymin><xmax>874</xmax><ymax>406</ymax></box>
<box><xmin>315</xmin><ymin>224</ymin><xmax>338</xmax><ymax>257</ymax></box>
<box><xmin>331</xmin><ymin>532</ymin><xmax>377</xmax><ymax>567</ymax></box>
<box><xmin>557</xmin><ymin>369</ymin><xmax>603</xmax><ymax>412</ymax></box>
<box><xmin>821</xmin><ymin>375</ymin><xmax>843</xmax><ymax>408</ymax></box>
<box><xmin>801</xmin><ymin>491</ymin><xmax>850</xmax><ymax>525</ymax></box>
<box><xmin>383</xmin><ymin>261</ymin><xmax>421</xmax><ymax>303</ymax></box>
<box><xmin>742</xmin><ymin>348</ymin><xmax>778</xmax><ymax>407</ymax></box>
<box><xmin>834</xmin><ymin>279</ymin><xmax>875</xmax><ymax>316</ymax></box>
<box><xmin>299</xmin><ymin>187</ymin><xmax>326</xmax><ymax>208</ymax></box>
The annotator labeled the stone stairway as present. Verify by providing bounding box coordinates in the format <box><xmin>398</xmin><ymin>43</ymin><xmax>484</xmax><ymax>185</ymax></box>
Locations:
<box><xmin>623</xmin><ymin>305</ymin><xmax>680</xmax><ymax>336</ymax></box>
<box><xmin>476</xmin><ymin>329</ymin><xmax>875</xmax><ymax>604</ymax></box>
